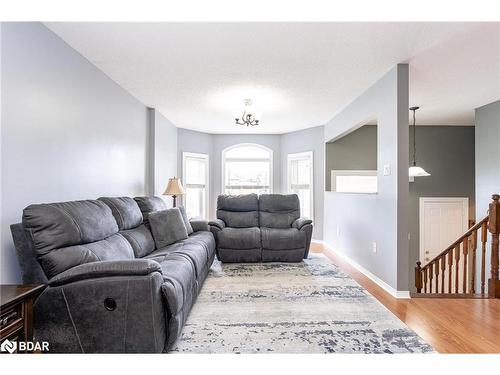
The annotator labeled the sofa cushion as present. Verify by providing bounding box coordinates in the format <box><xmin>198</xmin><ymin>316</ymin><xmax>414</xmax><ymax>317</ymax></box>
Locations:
<box><xmin>183</xmin><ymin>231</ymin><xmax>215</xmax><ymax>261</ymax></box>
<box><xmin>217</xmin><ymin>194</ymin><xmax>259</xmax><ymax>228</ymax></box>
<box><xmin>38</xmin><ymin>233</ymin><xmax>135</xmax><ymax>279</ymax></box>
<box><xmin>134</xmin><ymin>196</ymin><xmax>168</xmax><ymax>227</ymax></box>
<box><xmin>146</xmin><ymin>231</ymin><xmax>215</xmax><ymax>279</ymax></box>
<box><xmin>149</xmin><ymin>208</ymin><xmax>188</xmax><ymax>248</ymax></box>
<box><xmin>261</xmin><ymin>227</ymin><xmax>306</xmax><ymax>250</ymax></box>
<box><xmin>158</xmin><ymin>253</ymin><xmax>196</xmax><ymax>315</ymax></box>
<box><xmin>98</xmin><ymin>197</ymin><xmax>143</xmax><ymax>230</ymax></box>
<box><xmin>119</xmin><ymin>224</ymin><xmax>156</xmax><ymax>258</ymax></box>
<box><xmin>217</xmin><ymin>227</ymin><xmax>261</xmax><ymax>250</ymax></box>
<box><xmin>259</xmin><ymin>194</ymin><xmax>300</xmax><ymax>228</ymax></box>
<box><xmin>218</xmin><ymin>248</ymin><xmax>261</xmax><ymax>262</ymax></box>
<box><xmin>23</xmin><ymin>200</ymin><xmax>118</xmax><ymax>255</ymax></box>
<box><xmin>217</xmin><ymin>194</ymin><xmax>259</xmax><ymax>211</ymax></box>
<box><xmin>178</xmin><ymin>206</ymin><xmax>194</xmax><ymax>235</ymax></box>
<box><xmin>158</xmin><ymin>253</ymin><xmax>197</xmax><ymax>346</ymax></box>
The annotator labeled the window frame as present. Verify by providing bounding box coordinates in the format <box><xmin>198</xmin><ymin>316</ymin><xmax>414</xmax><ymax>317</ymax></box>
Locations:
<box><xmin>331</xmin><ymin>169</ymin><xmax>378</xmax><ymax>194</ymax></box>
<box><xmin>287</xmin><ymin>151</ymin><xmax>314</xmax><ymax>220</ymax></box>
<box><xmin>182</xmin><ymin>151</ymin><xmax>209</xmax><ymax>219</ymax></box>
<box><xmin>221</xmin><ymin>143</ymin><xmax>273</xmax><ymax>195</ymax></box>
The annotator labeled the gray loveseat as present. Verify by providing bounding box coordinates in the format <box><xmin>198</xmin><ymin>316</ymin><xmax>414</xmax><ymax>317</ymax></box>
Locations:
<box><xmin>10</xmin><ymin>196</ymin><xmax>215</xmax><ymax>353</ymax></box>
<box><xmin>208</xmin><ymin>194</ymin><xmax>313</xmax><ymax>262</ymax></box>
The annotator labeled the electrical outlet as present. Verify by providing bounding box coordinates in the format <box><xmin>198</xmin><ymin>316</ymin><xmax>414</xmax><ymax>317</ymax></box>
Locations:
<box><xmin>383</xmin><ymin>164</ymin><xmax>391</xmax><ymax>176</ymax></box>
<box><xmin>372</xmin><ymin>242</ymin><xmax>377</xmax><ymax>253</ymax></box>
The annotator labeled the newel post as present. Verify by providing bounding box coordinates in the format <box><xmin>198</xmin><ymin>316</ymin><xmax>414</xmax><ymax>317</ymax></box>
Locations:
<box><xmin>488</xmin><ymin>194</ymin><xmax>500</xmax><ymax>298</ymax></box>
<box><xmin>415</xmin><ymin>261</ymin><xmax>422</xmax><ymax>293</ymax></box>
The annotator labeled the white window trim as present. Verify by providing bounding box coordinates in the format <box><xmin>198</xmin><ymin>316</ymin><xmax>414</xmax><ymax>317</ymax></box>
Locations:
<box><xmin>182</xmin><ymin>152</ymin><xmax>209</xmax><ymax>218</ymax></box>
<box><xmin>331</xmin><ymin>169</ymin><xmax>378</xmax><ymax>194</ymax></box>
<box><xmin>287</xmin><ymin>151</ymin><xmax>314</xmax><ymax>219</ymax></box>
<box><xmin>221</xmin><ymin>143</ymin><xmax>273</xmax><ymax>194</ymax></box>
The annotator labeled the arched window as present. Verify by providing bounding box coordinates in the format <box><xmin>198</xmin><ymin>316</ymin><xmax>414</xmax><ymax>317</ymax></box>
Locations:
<box><xmin>222</xmin><ymin>143</ymin><xmax>273</xmax><ymax>195</ymax></box>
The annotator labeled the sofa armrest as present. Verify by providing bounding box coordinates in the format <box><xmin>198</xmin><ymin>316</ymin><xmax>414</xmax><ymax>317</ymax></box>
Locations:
<box><xmin>292</xmin><ymin>217</ymin><xmax>313</xmax><ymax>230</ymax></box>
<box><xmin>208</xmin><ymin>219</ymin><xmax>226</xmax><ymax>230</ymax></box>
<box><xmin>36</xmin><ymin>261</ymin><xmax>166</xmax><ymax>353</ymax></box>
<box><xmin>189</xmin><ymin>219</ymin><xmax>209</xmax><ymax>232</ymax></box>
<box><xmin>48</xmin><ymin>259</ymin><xmax>162</xmax><ymax>287</ymax></box>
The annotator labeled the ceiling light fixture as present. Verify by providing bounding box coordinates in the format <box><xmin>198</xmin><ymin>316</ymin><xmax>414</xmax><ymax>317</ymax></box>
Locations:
<box><xmin>409</xmin><ymin>106</ymin><xmax>431</xmax><ymax>178</ymax></box>
<box><xmin>235</xmin><ymin>99</ymin><xmax>260</xmax><ymax>126</ymax></box>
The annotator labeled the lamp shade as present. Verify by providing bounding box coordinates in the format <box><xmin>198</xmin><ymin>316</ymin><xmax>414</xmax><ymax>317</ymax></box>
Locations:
<box><xmin>409</xmin><ymin>165</ymin><xmax>431</xmax><ymax>177</ymax></box>
<box><xmin>163</xmin><ymin>177</ymin><xmax>185</xmax><ymax>196</ymax></box>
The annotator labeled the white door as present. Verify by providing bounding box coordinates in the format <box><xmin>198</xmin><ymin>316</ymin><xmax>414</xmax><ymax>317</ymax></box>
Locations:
<box><xmin>420</xmin><ymin>197</ymin><xmax>468</xmax><ymax>293</ymax></box>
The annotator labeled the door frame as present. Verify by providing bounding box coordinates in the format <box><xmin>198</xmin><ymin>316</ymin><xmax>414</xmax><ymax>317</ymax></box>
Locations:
<box><xmin>419</xmin><ymin>197</ymin><xmax>469</xmax><ymax>264</ymax></box>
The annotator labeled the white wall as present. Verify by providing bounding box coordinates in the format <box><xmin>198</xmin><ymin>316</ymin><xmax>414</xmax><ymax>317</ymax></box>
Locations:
<box><xmin>281</xmin><ymin>126</ymin><xmax>324</xmax><ymax>240</ymax></box>
<box><xmin>1</xmin><ymin>23</ymin><xmax>153</xmax><ymax>283</ymax></box>
<box><xmin>323</xmin><ymin>65</ymin><xmax>409</xmax><ymax>292</ymax></box>
<box><xmin>475</xmin><ymin>99</ymin><xmax>500</xmax><ymax>293</ymax></box>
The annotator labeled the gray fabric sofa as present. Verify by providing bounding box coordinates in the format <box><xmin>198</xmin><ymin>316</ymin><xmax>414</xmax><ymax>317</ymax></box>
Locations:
<box><xmin>10</xmin><ymin>196</ymin><xmax>215</xmax><ymax>353</ymax></box>
<box><xmin>209</xmin><ymin>194</ymin><xmax>313</xmax><ymax>262</ymax></box>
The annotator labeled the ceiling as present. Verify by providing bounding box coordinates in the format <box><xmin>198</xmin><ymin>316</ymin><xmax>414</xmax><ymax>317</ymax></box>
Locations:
<box><xmin>45</xmin><ymin>22</ymin><xmax>500</xmax><ymax>134</ymax></box>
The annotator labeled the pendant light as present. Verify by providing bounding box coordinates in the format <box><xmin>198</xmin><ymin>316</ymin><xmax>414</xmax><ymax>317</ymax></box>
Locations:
<box><xmin>409</xmin><ymin>106</ymin><xmax>430</xmax><ymax>177</ymax></box>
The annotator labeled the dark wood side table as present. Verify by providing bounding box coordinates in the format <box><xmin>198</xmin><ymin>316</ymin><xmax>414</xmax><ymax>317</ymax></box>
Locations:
<box><xmin>0</xmin><ymin>284</ymin><xmax>45</xmax><ymax>353</ymax></box>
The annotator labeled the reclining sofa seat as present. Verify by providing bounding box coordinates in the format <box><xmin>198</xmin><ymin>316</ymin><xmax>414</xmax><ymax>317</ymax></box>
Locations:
<box><xmin>209</xmin><ymin>194</ymin><xmax>313</xmax><ymax>262</ymax></box>
<box><xmin>259</xmin><ymin>194</ymin><xmax>312</xmax><ymax>262</ymax></box>
<box><xmin>10</xmin><ymin>196</ymin><xmax>215</xmax><ymax>353</ymax></box>
<box><xmin>210</xmin><ymin>194</ymin><xmax>261</xmax><ymax>262</ymax></box>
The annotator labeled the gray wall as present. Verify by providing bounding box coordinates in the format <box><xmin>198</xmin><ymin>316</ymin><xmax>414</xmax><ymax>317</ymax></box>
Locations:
<box><xmin>408</xmin><ymin>126</ymin><xmax>475</xmax><ymax>291</ymax></box>
<box><xmin>151</xmin><ymin>109</ymin><xmax>178</xmax><ymax>202</ymax></box>
<box><xmin>323</xmin><ymin>65</ymin><xmax>409</xmax><ymax>292</ymax></box>
<box><xmin>281</xmin><ymin>126</ymin><xmax>324</xmax><ymax>239</ymax></box>
<box><xmin>475</xmin><ymin>100</ymin><xmax>500</xmax><ymax>293</ymax></box>
<box><xmin>325</xmin><ymin>125</ymin><xmax>377</xmax><ymax>191</ymax></box>
<box><xmin>324</xmin><ymin>124</ymin><xmax>476</xmax><ymax>291</ymax></box>
<box><xmin>1</xmin><ymin>23</ymin><xmax>157</xmax><ymax>283</ymax></box>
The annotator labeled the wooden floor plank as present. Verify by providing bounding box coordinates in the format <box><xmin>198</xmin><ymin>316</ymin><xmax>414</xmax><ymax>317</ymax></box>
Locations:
<box><xmin>314</xmin><ymin>242</ymin><xmax>500</xmax><ymax>353</ymax></box>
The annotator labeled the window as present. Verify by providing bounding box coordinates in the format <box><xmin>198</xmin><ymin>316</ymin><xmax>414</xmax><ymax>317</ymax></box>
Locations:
<box><xmin>287</xmin><ymin>151</ymin><xmax>313</xmax><ymax>219</ymax></box>
<box><xmin>331</xmin><ymin>170</ymin><xmax>377</xmax><ymax>194</ymax></box>
<box><xmin>182</xmin><ymin>152</ymin><xmax>209</xmax><ymax>219</ymax></box>
<box><xmin>222</xmin><ymin>144</ymin><xmax>272</xmax><ymax>195</ymax></box>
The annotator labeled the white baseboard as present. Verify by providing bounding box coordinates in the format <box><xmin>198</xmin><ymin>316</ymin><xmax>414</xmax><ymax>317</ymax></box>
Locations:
<box><xmin>311</xmin><ymin>240</ymin><xmax>410</xmax><ymax>299</ymax></box>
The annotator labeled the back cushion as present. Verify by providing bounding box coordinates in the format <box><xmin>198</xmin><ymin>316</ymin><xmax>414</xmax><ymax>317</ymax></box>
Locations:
<box><xmin>23</xmin><ymin>200</ymin><xmax>118</xmax><ymax>255</ymax></box>
<box><xmin>217</xmin><ymin>194</ymin><xmax>259</xmax><ymax>228</ymax></box>
<box><xmin>98</xmin><ymin>197</ymin><xmax>143</xmax><ymax>230</ymax></box>
<box><xmin>134</xmin><ymin>196</ymin><xmax>168</xmax><ymax>227</ymax></box>
<box><xmin>38</xmin><ymin>234</ymin><xmax>134</xmax><ymax>279</ymax></box>
<box><xmin>120</xmin><ymin>225</ymin><xmax>156</xmax><ymax>258</ymax></box>
<box><xmin>22</xmin><ymin>200</ymin><xmax>132</xmax><ymax>278</ymax></box>
<box><xmin>99</xmin><ymin>197</ymin><xmax>156</xmax><ymax>257</ymax></box>
<box><xmin>258</xmin><ymin>194</ymin><xmax>300</xmax><ymax>228</ymax></box>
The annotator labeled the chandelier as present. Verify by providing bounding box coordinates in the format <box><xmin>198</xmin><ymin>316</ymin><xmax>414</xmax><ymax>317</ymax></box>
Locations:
<box><xmin>235</xmin><ymin>99</ymin><xmax>260</xmax><ymax>126</ymax></box>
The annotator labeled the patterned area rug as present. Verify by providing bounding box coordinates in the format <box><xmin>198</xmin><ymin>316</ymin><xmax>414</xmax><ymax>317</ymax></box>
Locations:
<box><xmin>170</xmin><ymin>254</ymin><xmax>434</xmax><ymax>353</ymax></box>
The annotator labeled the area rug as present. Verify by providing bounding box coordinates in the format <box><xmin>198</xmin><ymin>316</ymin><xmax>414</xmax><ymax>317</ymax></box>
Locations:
<box><xmin>170</xmin><ymin>254</ymin><xmax>434</xmax><ymax>353</ymax></box>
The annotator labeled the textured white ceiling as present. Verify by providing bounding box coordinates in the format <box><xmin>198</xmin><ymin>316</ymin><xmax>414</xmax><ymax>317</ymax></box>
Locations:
<box><xmin>45</xmin><ymin>22</ymin><xmax>500</xmax><ymax>134</ymax></box>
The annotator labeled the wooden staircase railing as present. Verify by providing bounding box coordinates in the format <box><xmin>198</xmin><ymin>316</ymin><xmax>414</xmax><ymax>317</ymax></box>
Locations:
<box><xmin>414</xmin><ymin>194</ymin><xmax>500</xmax><ymax>298</ymax></box>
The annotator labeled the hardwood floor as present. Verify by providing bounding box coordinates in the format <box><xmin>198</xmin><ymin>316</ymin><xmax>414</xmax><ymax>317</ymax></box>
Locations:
<box><xmin>310</xmin><ymin>242</ymin><xmax>500</xmax><ymax>354</ymax></box>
